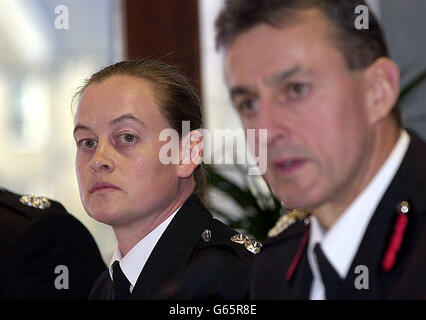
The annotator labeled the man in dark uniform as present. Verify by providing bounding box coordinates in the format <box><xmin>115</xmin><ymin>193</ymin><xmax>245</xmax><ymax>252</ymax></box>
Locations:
<box><xmin>215</xmin><ymin>0</ymin><xmax>426</xmax><ymax>299</ymax></box>
<box><xmin>0</xmin><ymin>188</ymin><xmax>106</xmax><ymax>299</ymax></box>
<box><xmin>73</xmin><ymin>59</ymin><xmax>260</xmax><ymax>300</ymax></box>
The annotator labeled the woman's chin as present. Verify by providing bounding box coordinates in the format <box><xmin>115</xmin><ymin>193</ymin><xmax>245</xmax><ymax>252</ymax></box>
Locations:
<box><xmin>86</xmin><ymin>207</ymin><xmax>120</xmax><ymax>225</ymax></box>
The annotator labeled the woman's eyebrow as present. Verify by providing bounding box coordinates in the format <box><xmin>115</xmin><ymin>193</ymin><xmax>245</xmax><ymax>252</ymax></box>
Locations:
<box><xmin>74</xmin><ymin>113</ymin><xmax>147</xmax><ymax>136</ymax></box>
<box><xmin>73</xmin><ymin>124</ymin><xmax>92</xmax><ymax>136</ymax></box>
<box><xmin>109</xmin><ymin>113</ymin><xmax>147</xmax><ymax>127</ymax></box>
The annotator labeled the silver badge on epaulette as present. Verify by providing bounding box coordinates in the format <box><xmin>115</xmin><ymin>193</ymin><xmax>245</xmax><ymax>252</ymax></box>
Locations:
<box><xmin>267</xmin><ymin>209</ymin><xmax>311</xmax><ymax>237</ymax></box>
<box><xmin>20</xmin><ymin>194</ymin><xmax>51</xmax><ymax>210</ymax></box>
<box><xmin>230</xmin><ymin>233</ymin><xmax>262</xmax><ymax>254</ymax></box>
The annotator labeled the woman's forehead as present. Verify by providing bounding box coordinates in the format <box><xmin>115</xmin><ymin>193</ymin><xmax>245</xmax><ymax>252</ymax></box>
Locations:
<box><xmin>75</xmin><ymin>76</ymin><xmax>169</xmax><ymax>128</ymax></box>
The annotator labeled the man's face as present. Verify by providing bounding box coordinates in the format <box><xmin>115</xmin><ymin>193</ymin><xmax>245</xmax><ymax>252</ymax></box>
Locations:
<box><xmin>74</xmin><ymin>75</ymin><xmax>180</xmax><ymax>228</ymax></box>
<box><xmin>225</xmin><ymin>12</ymin><xmax>374</xmax><ymax>212</ymax></box>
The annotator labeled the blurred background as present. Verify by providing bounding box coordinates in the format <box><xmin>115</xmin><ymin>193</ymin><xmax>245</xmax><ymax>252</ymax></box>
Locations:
<box><xmin>0</xmin><ymin>0</ymin><xmax>425</xmax><ymax>263</ymax></box>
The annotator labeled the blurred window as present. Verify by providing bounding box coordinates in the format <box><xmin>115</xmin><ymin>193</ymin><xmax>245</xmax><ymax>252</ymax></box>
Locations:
<box><xmin>0</xmin><ymin>0</ymin><xmax>124</xmax><ymax>261</ymax></box>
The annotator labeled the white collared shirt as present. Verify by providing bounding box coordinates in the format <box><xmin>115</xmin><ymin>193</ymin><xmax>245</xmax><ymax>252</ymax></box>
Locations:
<box><xmin>108</xmin><ymin>206</ymin><xmax>181</xmax><ymax>292</ymax></box>
<box><xmin>308</xmin><ymin>130</ymin><xmax>410</xmax><ymax>300</ymax></box>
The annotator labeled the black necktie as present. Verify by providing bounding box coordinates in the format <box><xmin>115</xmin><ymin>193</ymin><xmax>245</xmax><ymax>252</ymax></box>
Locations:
<box><xmin>314</xmin><ymin>243</ymin><xmax>342</xmax><ymax>299</ymax></box>
<box><xmin>112</xmin><ymin>260</ymin><xmax>131</xmax><ymax>300</ymax></box>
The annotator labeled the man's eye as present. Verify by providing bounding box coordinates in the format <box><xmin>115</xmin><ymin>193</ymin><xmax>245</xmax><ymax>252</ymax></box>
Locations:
<box><xmin>78</xmin><ymin>139</ymin><xmax>97</xmax><ymax>149</ymax></box>
<box><xmin>119</xmin><ymin>134</ymin><xmax>137</xmax><ymax>144</ymax></box>
<box><xmin>288</xmin><ymin>83</ymin><xmax>310</xmax><ymax>99</ymax></box>
<box><xmin>236</xmin><ymin>99</ymin><xmax>258</xmax><ymax>114</ymax></box>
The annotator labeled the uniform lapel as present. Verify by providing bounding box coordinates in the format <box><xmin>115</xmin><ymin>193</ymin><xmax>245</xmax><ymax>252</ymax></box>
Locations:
<box><xmin>337</xmin><ymin>188</ymin><xmax>398</xmax><ymax>299</ymax></box>
<box><xmin>284</xmin><ymin>227</ymin><xmax>312</xmax><ymax>299</ymax></box>
<box><xmin>252</xmin><ymin>221</ymin><xmax>312</xmax><ymax>299</ymax></box>
<box><xmin>337</xmin><ymin>132</ymin><xmax>425</xmax><ymax>299</ymax></box>
<box><xmin>289</xmin><ymin>249</ymin><xmax>313</xmax><ymax>299</ymax></box>
<box><xmin>130</xmin><ymin>195</ymin><xmax>211</xmax><ymax>299</ymax></box>
<box><xmin>89</xmin><ymin>271</ymin><xmax>114</xmax><ymax>300</ymax></box>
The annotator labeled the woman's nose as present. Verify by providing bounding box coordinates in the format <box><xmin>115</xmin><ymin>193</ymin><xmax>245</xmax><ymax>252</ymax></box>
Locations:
<box><xmin>89</xmin><ymin>144</ymin><xmax>114</xmax><ymax>173</ymax></box>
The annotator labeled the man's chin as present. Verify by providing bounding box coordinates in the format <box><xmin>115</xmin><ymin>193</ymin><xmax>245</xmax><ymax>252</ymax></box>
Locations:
<box><xmin>274</xmin><ymin>189</ymin><xmax>317</xmax><ymax>211</ymax></box>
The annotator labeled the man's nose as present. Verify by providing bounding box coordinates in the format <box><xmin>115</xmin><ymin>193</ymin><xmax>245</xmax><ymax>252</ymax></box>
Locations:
<box><xmin>89</xmin><ymin>143</ymin><xmax>114</xmax><ymax>173</ymax></box>
<box><xmin>256</xmin><ymin>100</ymin><xmax>291</xmax><ymax>147</ymax></box>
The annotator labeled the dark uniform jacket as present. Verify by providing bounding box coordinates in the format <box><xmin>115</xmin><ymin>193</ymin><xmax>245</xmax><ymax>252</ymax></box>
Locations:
<box><xmin>0</xmin><ymin>189</ymin><xmax>106</xmax><ymax>299</ymax></box>
<box><xmin>89</xmin><ymin>194</ymin><xmax>258</xmax><ymax>300</ymax></box>
<box><xmin>250</xmin><ymin>131</ymin><xmax>426</xmax><ymax>299</ymax></box>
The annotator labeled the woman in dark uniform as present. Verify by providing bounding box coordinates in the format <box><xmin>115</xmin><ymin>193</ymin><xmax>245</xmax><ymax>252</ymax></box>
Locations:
<box><xmin>72</xmin><ymin>59</ymin><xmax>259</xmax><ymax>300</ymax></box>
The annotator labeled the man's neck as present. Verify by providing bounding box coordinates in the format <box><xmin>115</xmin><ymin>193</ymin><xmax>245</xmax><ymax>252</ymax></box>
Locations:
<box><xmin>313</xmin><ymin>121</ymin><xmax>400</xmax><ymax>230</ymax></box>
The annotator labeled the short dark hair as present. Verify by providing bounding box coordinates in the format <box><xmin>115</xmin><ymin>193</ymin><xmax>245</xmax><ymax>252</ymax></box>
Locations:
<box><xmin>73</xmin><ymin>59</ymin><xmax>207</xmax><ymax>204</ymax></box>
<box><xmin>215</xmin><ymin>0</ymin><xmax>401</xmax><ymax>124</ymax></box>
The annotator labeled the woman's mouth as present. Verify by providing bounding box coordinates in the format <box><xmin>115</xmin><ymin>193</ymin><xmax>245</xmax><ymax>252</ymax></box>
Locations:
<box><xmin>89</xmin><ymin>181</ymin><xmax>121</xmax><ymax>194</ymax></box>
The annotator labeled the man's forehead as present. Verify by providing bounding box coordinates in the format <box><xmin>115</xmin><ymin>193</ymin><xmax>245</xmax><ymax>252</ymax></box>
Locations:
<box><xmin>223</xmin><ymin>11</ymin><xmax>343</xmax><ymax>85</ymax></box>
<box><xmin>226</xmin><ymin>8</ymin><xmax>335</xmax><ymax>49</ymax></box>
<box><xmin>226</xmin><ymin>9</ymin><xmax>341</xmax><ymax>61</ymax></box>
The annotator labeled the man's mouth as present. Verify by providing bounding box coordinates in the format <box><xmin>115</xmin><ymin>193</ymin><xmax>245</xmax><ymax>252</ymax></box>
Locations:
<box><xmin>273</xmin><ymin>158</ymin><xmax>307</xmax><ymax>174</ymax></box>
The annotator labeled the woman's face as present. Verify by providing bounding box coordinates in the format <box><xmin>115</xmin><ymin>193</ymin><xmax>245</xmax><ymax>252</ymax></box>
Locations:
<box><xmin>74</xmin><ymin>75</ymin><xmax>181</xmax><ymax>228</ymax></box>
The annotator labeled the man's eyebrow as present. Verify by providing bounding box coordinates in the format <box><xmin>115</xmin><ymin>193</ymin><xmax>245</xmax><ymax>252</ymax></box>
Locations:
<box><xmin>264</xmin><ymin>66</ymin><xmax>306</xmax><ymax>85</ymax></box>
<box><xmin>229</xmin><ymin>66</ymin><xmax>310</xmax><ymax>100</ymax></box>
<box><xmin>229</xmin><ymin>86</ymin><xmax>257</xmax><ymax>100</ymax></box>
<box><xmin>109</xmin><ymin>113</ymin><xmax>146</xmax><ymax>127</ymax></box>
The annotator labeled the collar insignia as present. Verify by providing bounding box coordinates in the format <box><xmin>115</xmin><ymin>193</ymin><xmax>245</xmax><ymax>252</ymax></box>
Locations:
<box><xmin>201</xmin><ymin>229</ymin><xmax>212</xmax><ymax>242</ymax></box>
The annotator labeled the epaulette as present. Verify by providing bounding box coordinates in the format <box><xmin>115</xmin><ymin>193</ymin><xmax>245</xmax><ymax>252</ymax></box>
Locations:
<box><xmin>0</xmin><ymin>188</ymin><xmax>65</xmax><ymax>220</ymax></box>
<box><xmin>268</xmin><ymin>209</ymin><xmax>311</xmax><ymax>238</ymax></box>
<box><xmin>19</xmin><ymin>194</ymin><xmax>51</xmax><ymax>210</ymax></box>
<box><xmin>197</xmin><ymin>223</ymin><xmax>262</xmax><ymax>255</ymax></box>
<box><xmin>230</xmin><ymin>233</ymin><xmax>262</xmax><ymax>254</ymax></box>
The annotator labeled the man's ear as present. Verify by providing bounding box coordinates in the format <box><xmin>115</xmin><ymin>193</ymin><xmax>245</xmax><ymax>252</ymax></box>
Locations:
<box><xmin>177</xmin><ymin>130</ymin><xmax>204</xmax><ymax>178</ymax></box>
<box><xmin>363</xmin><ymin>57</ymin><xmax>400</xmax><ymax>125</ymax></box>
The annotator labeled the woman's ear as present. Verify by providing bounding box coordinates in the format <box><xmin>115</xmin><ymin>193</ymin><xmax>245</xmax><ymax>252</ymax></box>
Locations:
<box><xmin>363</xmin><ymin>57</ymin><xmax>400</xmax><ymax>125</ymax></box>
<box><xmin>177</xmin><ymin>130</ymin><xmax>204</xmax><ymax>178</ymax></box>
